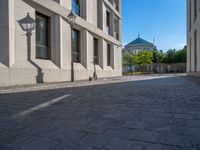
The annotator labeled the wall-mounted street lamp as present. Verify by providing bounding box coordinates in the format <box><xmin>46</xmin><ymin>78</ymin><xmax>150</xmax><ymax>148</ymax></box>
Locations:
<box><xmin>18</xmin><ymin>13</ymin><xmax>44</xmax><ymax>83</ymax></box>
<box><xmin>18</xmin><ymin>13</ymin><xmax>35</xmax><ymax>61</ymax></box>
<box><xmin>67</xmin><ymin>10</ymin><xmax>76</xmax><ymax>82</ymax></box>
<box><xmin>67</xmin><ymin>10</ymin><xmax>76</xmax><ymax>26</ymax></box>
<box><xmin>18</xmin><ymin>13</ymin><xmax>35</xmax><ymax>34</ymax></box>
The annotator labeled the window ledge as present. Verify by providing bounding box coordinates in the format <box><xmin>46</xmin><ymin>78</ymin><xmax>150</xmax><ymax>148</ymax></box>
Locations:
<box><xmin>105</xmin><ymin>66</ymin><xmax>114</xmax><ymax>71</ymax></box>
<box><xmin>95</xmin><ymin>65</ymin><xmax>103</xmax><ymax>71</ymax></box>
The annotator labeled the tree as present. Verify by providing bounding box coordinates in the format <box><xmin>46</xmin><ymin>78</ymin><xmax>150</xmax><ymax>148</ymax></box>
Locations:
<box><xmin>134</xmin><ymin>50</ymin><xmax>153</xmax><ymax>66</ymax></box>
<box><xmin>174</xmin><ymin>46</ymin><xmax>187</xmax><ymax>63</ymax></box>
<box><xmin>152</xmin><ymin>50</ymin><xmax>164</xmax><ymax>63</ymax></box>
<box><xmin>162</xmin><ymin>49</ymin><xmax>176</xmax><ymax>64</ymax></box>
<box><xmin>161</xmin><ymin>46</ymin><xmax>187</xmax><ymax>64</ymax></box>
<box><xmin>123</xmin><ymin>52</ymin><xmax>136</xmax><ymax>75</ymax></box>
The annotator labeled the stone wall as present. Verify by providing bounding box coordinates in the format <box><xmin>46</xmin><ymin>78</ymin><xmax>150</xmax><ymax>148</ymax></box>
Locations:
<box><xmin>123</xmin><ymin>63</ymin><xmax>186</xmax><ymax>74</ymax></box>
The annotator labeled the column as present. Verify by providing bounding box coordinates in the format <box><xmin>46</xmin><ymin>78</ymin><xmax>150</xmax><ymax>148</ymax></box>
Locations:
<box><xmin>51</xmin><ymin>15</ymin><xmax>62</xmax><ymax>68</ymax></box>
<box><xmin>99</xmin><ymin>38</ymin><xmax>106</xmax><ymax>69</ymax></box>
<box><xmin>97</xmin><ymin>0</ymin><xmax>103</xmax><ymax>30</ymax></box>
<box><xmin>0</xmin><ymin>0</ymin><xmax>15</xmax><ymax>67</ymax></box>
<box><xmin>118</xmin><ymin>19</ymin><xmax>122</xmax><ymax>42</ymax></box>
<box><xmin>118</xmin><ymin>0</ymin><xmax>122</xmax><ymax>14</ymax></box>
<box><xmin>82</xmin><ymin>29</ymin><xmax>88</xmax><ymax>69</ymax></box>
<box><xmin>111</xmin><ymin>44</ymin><xmax>115</xmax><ymax>69</ymax></box>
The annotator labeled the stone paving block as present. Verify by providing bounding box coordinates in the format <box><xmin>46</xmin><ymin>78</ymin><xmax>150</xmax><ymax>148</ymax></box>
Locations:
<box><xmin>128</xmin><ymin>129</ymin><xmax>158</xmax><ymax>143</ymax></box>
<box><xmin>171</xmin><ymin>126</ymin><xmax>200</xmax><ymax>136</ymax></box>
<box><xmin>140</xmin><ymin>115</ymin><xmax>168</xmax><ymax>124</ymax></box>
<box><xmin>167</xmin><ymin>106</ymin><xmax>187</xmax><ymax>114</ymax></box>
<box><xmin>103</xmin><ymin>128</ymin><xmax>131</xmax><ymax>139</ymax></box>
<box><xmin>86</xmin><ymin>117</ymin><xmax>108</xmax><ymax>126</ymax></box>
<box><xmin>144</xmin><ymin>121</ymin><xmax>171</xmax><ymax>132</ymax></box>
<box><xmin>174</xmin><ymin>113</ymin><xmax>193</xmax><ymax>120</ymax></box>
<box><xmin>191</xmin><ymin>136</ymin><xmax>200</xmax><ymax>150</ymax></box>
<box><xmin>20</xmin><ymin>137</ymin><xmax>58</xmax><ymax>150</ymax></box>
<box><xmin>0</xmin><ymin>131</ymin><xmax>17</xmax><ymax>143</ymax></box>
<box><xmin>50</xmin><ymin>142</ymin><xmax>105</xmax><ymax>150</ymax></box>
<box><xmin>153</xmin><ymin>112</ymin><xmax>173</xmax><ymax>118</ymax></box>
<box><xmin>40</xmin><ymin>128</ymin><xmax>87</xmax><ymax>143</ymax></box>
<box><xmin>158</xmin><ymin>133</ymin><xmax>192</xmax><ymax>148</ymax></box>
<box><xmin>102</xmin><ymin>112</ymin><xmax>122</xmax><ymax>119</ymax></box>
<box><xmin>136</xmin><ymin>142</ymin><xmax>172</xmax><ymax>150</ymax></box>
<box><xmin>0</xmin><ymin>145</ymin><xmax>14</xmax><ymax>150</ymax></box>
<box><xmin>78</xmin><ymin>134</ymin><xmax>110</xmax><ymax>148</ymax></box>
<box><xmin>104</xmin><ymin>138</ymin><xmax>139</xmax><ymax>150</ymax></box>
<box><xmin>121</xmin><ymin>113</ymin><xmax>141</xmax><ymax>122</ymax></box>
<box><xmin>124</xmin><ymin>120</ymin><xmax>146</xmax><ymax>130</ymax></box>
<box><xmin>105</xmin><ymin>119</ymin><xmax>125</xmax><ymax>129</ymax></box>
<box><xmin>80</xmin><ymin>122</ymin><xmax>107</xmax><ymax>134</ymax></box>
<box><xmin>0</xmin><ymin>121</ymin><xmax>26</xmax><ymax>131</ymax></box>
<box><xmin>138</xmin><ymin>142</ymin><xmax>196</xmax><ymax>150</ymax></box>
<box><xmin>63</xmin><ymin>119</ymin><xmax>90</xmax><ymax>130</ymax></box>
<box><xmin>169</xmin><ymin>118</ymin><xmax>187</xmax><ymax>126</ymax></box>
<box><xmin>170</xmin><ymin>148</ymin><xmax>196</xmax><ymax>150</ymax></box>
<box><xmin>1</xmin><ymin>134</ymin><xmax>36</xmax><ymax>149</ymax></box>
<box><xmin>20</xmin><ymin>121</ymin><xmax>58</xmax><ymax>137</ymax></box>
<box><xmin>186</xmin><ymin>120</ymin><xmax>200</xmax><ymax>128</ymax></box>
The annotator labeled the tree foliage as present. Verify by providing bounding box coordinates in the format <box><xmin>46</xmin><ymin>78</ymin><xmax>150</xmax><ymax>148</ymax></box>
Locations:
<box><xmin>134</xmin><ymin>50</ymin><xmax>153</xmax><ymax>66</ymax></box>
<box><xmin>122</xmin><ymin>46</ymin><xmax>187</xmax><ymax>68</ymax></box>
<box><xmin>162</xmin><ymin>49</ymin><xmax>176</xmax><ymax>64</ymax></box>
<box><xmin>174</xmin><ymin>46</ymin><xmax>187</xmax><ymax>63</ymax></box>
<box><xmin>152</xmin><ymin>50</ymin><xmax>164</xmax><ymax>63</ymax></box>
<box><xmin>123</xmin><ymin>52</ymin><xmax>136</xmax><ymax>75</ymax></box>
<box><xmin>162</xmin><ymin>46</ymin><xmax>187</xmax><ymax>64</ymax></box>
<box><xmin>123</xmin><ymin>52</ymin><xmax>135</xmax><ymax>67</ymax></box>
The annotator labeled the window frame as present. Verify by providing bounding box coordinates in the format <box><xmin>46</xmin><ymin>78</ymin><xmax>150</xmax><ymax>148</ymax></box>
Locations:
<box><xmin>189</xmin><ymin>0</ymin><xmax>192</xmax><ymax>32</ymax></box>
<box><xmin>107</xmin><ymin>43</ymin><xmax>111</xmax><ymax>66</ymax></box>
<box><xmin>106</xmin><ymin>10</ymin><xmax>110</xmax><ymax>34</ymax></box>
<box><xmin>36</xmin><ymin>12</ymin><xmax>51</xmax><ymax>60</ymax></box>
<box><xmin>93</xmin><ymin>38</ymin><xmax>99</xmax><ymax>65</ymax></box>
<box><xmin>194</xmin><ymin>30</ymin><xmax>197</xmax><ymax>72</ymax></box>
<box><xmin>194</xmin><ymin>0</ymin><xmax>197</xmax><ymax>23</ymax></box>
<box><xmin>72</xmin><ymin>29</ymin><xmax>81</xmax><ymax>63</ymax></box>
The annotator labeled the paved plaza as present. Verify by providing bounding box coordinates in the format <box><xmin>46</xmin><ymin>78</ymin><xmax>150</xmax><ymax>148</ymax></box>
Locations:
<box><xmin>0</xmin><ymin>75</ymin><xmax>200</xmax><ymax>150</ymax></box>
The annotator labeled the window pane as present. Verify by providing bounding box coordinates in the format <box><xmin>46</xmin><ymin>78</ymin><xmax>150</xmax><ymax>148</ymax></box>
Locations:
<box><xmin>36</xmin><ymin>13</ymin><xmax>50</xmax><ymax>59</ymax></box>
<box><xmin>107</xmin><ymin>43</ymin><xmax>111</xmax><ymax>66</ymax></box>
<box><xmin>189</xmin><ymin>1</ymin><xmax>191</xmax><ymax>31</ymax></box>
<box><xmin>36</xmin><ymin>16</ymin><xmax>47</xmax><ymax>45</ymax></box>
<box><xmin>194</xmin><ymin>0</ymin><xmax>197</xmax><ymax>22</ymax></box>
<box><xmin>106</xmin><ymin>11</ymin><xmax>110</xmax><ymax>27</ymax></box>
<box><xmin>72</xmin><ymin>0</ymin><xmax>80</xmax><ymax>16</ymax></box>
<box><xmin>106</xmin><ymin>11</ymin><xmax>110</xmax><ymax>34</ymax></box>
<box><xmin>36</xmin><ymin>46</ymin><xmax>49</xmax><ymax>59</ymax></box>
<box><xmin>72</xmin><ymin>29</ymin><xmax>80</xmax><ymax>62</ymax></box>
<box><xmin>194</xmin><ymin>30</ymin><xmax>197</xmax><ymax>72</ymax></box>
<box><xmin>93</xmin><ymin>38</ymin><xmax>98</xmax><ymax>64</ymax></box>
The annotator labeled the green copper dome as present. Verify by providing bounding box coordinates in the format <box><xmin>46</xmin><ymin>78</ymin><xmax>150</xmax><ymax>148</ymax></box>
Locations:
<box><xmin>126</xmin><ymin>37</ymin><xmax>153</xmax><ymax>46</ymax></box>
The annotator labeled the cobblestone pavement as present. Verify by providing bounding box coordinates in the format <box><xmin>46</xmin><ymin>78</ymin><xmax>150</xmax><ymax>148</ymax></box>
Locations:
<box><xmin>0</xmin><ymin>75</ymin><xmax>200</xmax><ymax>150</ymax></box>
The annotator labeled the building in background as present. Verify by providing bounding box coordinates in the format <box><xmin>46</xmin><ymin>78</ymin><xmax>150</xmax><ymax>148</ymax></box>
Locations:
<box><xmin>0</xmin><ymin>0</ymin><xmax>122</xmax><ymax>86</ymax></box>
<box><xmin>187</xmin><ymin>0</ymin><xmax>200</xmax><ymax>76</ymax></box>
<box><xmin>123</xmin><ymin>36</ymin><xmax>157</xmax><ymax>55</ymax></box>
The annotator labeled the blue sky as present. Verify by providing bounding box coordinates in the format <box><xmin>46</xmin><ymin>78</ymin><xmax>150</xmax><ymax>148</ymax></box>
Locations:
<box><xmin>122</xmin><ymin>0</ymin><xmax>186</xmax><ymax>51</ymax></box>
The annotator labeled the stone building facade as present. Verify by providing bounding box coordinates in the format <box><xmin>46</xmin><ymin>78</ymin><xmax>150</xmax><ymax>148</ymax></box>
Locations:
<box><xmin>187</xmin><ymin>0</ymin><xmax>200</xmax><ymax>76</ymax></box>
<box><xmin>0</xmin><ymin>0</ymin><xmax>122</xmax><ymax>86</ymax></box>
